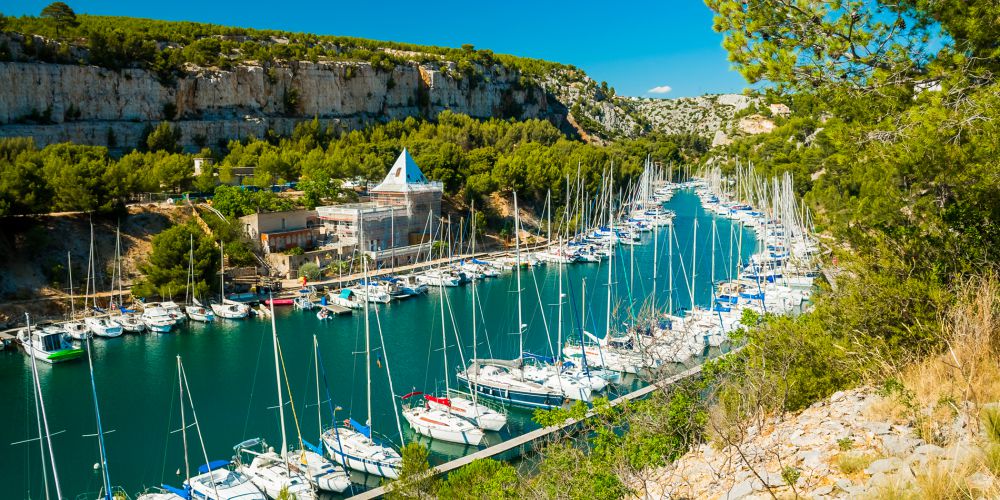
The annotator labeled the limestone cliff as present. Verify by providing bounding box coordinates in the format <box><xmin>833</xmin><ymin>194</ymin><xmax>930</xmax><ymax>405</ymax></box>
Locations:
<box><xmin>0</xmin><ymin>32</ymin><xmax>657</xmax><ymax>150</ymax></box>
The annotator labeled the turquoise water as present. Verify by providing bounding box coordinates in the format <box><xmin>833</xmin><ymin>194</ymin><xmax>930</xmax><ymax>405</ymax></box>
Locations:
<box><xmin>0</xmin><ymin>190</ymin><xmax>757</xmax><ymax>499</ymax></box>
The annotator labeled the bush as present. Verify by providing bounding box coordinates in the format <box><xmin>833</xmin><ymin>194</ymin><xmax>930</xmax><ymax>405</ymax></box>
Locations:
<box><xmin>297</xmin><ymin>262</ymin><xmax>320</xmax><ymax>281</ymax></box>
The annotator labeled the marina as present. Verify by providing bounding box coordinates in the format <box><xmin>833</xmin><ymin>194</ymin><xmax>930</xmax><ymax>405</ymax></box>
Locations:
<box><xmin>1</xmin><ymin>178</ymin><xmax>817</xmax><ymax>499</ymax></box>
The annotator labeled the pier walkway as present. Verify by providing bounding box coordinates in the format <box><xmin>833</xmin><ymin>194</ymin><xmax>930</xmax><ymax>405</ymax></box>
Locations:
<box><xmin>348</xmin><ymin>362</ymin><xmax>707</xmax><ymax>499</ymax></box>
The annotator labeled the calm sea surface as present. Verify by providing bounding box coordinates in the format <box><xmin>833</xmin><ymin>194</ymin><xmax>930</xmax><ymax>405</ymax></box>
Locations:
<box><xmin>0</xmin><ymin>190</ymin><xmax>757</xmax><ymax>499</ymax></box>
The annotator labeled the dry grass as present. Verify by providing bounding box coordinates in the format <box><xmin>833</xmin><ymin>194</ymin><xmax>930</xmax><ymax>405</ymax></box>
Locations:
<box><xmin>913</xmin><ymin>459</ymin><xmax>977</xmax><ymax>499</ymax></box>
<box><xmin>863</xmin><ymin>394</ymin><xmax>911</xmax><ymax>424</ymax></box>
<box><xmin>836</xmin><ymin>452</ymin><xmax>876</xmax><ymax>476</ymax></box>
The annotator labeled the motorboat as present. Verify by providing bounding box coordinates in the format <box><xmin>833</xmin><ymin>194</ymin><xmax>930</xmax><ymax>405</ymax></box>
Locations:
<box><xmin>141</xmin><ymin>307</ymin><xmax>175</xmax><ymax>333</ymax></box>
<box><xmin>284</xmin><ymin>447</ymin><xmax>352</xmax><ymax>493</ymax></box>
<box><xmin>110</xmin><ymin>313</ymin><xmax>145</xmax><ymax>333</ymax></box>
<box><xmin>17</xmin><ymin>327</ymin><xmax>84</xmax><ymax>364</ymax></box>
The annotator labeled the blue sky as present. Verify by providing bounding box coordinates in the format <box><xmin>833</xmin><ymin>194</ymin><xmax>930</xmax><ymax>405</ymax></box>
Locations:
<box><xmin>1</xmin><ymin>1</ymin><xmax>749</xmax><ymax>98</ymax></box>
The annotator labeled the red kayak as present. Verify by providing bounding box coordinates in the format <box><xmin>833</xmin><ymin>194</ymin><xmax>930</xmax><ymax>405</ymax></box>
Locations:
<box><xmin>264</xmin><ymin>298</ymin><xmax>294</xmax><ymax>306</ymax></box>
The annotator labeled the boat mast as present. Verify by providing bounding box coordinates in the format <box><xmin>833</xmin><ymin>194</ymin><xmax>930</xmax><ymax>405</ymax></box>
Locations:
<box><xmin>178</xmin><ymin>355</ymin><xmax>191</xmax><ymax>482</ymax></box>
<box><xmin>270</xmin><ymin>296</ymin><xmax>289</xmax><ymax>459</ymax></box>
<box><xmin>556</xmin><ymin>234</ymin><xmax>564</xmax><ymax>362</ymax></box>
<box><xmin>219</xmin><ymin>240</ymin><xmax>225</xmax><ymax>303</ymax></box>
<box><xmin>513</xmin><ymin>192</ymin><xmax>524</xmax><ymax>362</ymax></box>
<box><xmin>711</xmin><ymin>218</ymin><xmax>717</xmax><ymax>291</ymax></box>
<box><xmin>68</xmin><ymin>252</ymin><xmax>75</xmax><ymax>319</ymax></box>
<box><xmin>86</xmin><ymin>334</ymin><xmax>113</xmax><ymax>500</ymax></box>
<box><xmin>690</xmin><ymin>218</ymin><xmax>697</xmax><ymax>308</ymax></box>
<box><xmin>186</xmin><ymin>235</ymin><xmax>194</xmax><ymax>306</ymax></box>
<box><xmin>668</xmin><ymin>223</ymin><xmax>674</xmax><ymax>316</ymax></box>
<box><xmin>606</xmin><ymin>165</ymin><xmax>614</xmax><ymax>338</ymax></box>
<box><xmin>361</xmin><ymin>218</ymin><xmax>373</xmax><ymax>431</ymax></box>
<box><xmin>470</xmin><ymin>201</ymin><xmax>479</xmax><ymax>406</ymax></box>
<box><xmin>438</xmin><ymin>249</ymin><xmax>450</xmax><ymax>398</ymax></box>
<box><xmin>86</xmin><ymin>221</ymin><xmax>94</xmax><ymax>311</ymax></box>
<box><xmin>652</xmin><ymin>213</ymin><xmax>658</xmax><ymax>312</ymax></box>
<box><xmin>26</xmin><ymin>313</ymin><xmax>63</xmax><ymax>500</ymax></box>
<box><xmin>314</xmin><ymin>335</ymin><xmax>323</xmax><ymax>441</ymax></box>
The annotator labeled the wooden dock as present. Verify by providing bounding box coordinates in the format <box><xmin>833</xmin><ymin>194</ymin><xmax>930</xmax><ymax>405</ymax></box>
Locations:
<box><xmin>347</xmin><ymin>362</ymin><xmax>708</xmax><ymax>499</ymax></box>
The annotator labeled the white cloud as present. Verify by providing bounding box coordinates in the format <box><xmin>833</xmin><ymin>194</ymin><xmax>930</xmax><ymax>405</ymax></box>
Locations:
<box><xmin>647</xmin><ymin>85</ymin><xmax>673</xmax><ymax>94</ymax></box>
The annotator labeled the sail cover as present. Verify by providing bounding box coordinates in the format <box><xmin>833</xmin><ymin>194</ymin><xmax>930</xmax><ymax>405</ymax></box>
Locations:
<box><xmin>424</xmin><ymin>394</ymin><xmax>451</xmax><ymax>407</ymax></box>
<box><xmin>522</xmin><ymin>352</ymin><xmax>555</xmax><ymax>364</ymax></box>
<box><xmin>198</xmin><ymin>460</ymin><xmax>231</xmax><ymax>474</ymax></box>
<box><xmin>349</xmin><ymin>418</ymin><xmax>371</xmax><ymax>439</ymax></box>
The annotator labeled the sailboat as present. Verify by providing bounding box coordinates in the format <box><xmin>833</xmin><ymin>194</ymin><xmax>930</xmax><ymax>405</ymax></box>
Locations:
<box><xmin>284</xmin><ymin>335</ymin><xmax>352</xmax><ymax>493</ymax></box>
<box><xmin>321</xmin><ymin>218</ymin><xmax>403</xmax><ymax>479</ymax></box>
<box><xmin>425</xmin><ymin>202</ymin><xmax>507</xmax><ymax>431</ymax></box>
<box><xmin>211</xmin><ymin>240</ymin><xmax>250</xmax><ymax>320</ymax></box>
<box><xmin>108</xmin><ymin>227</ymin><xmax>145</xmax><ymax>333</ymax></box>
<box><xmin>80</xmin><ymin>222</ymin><xmax>123</xmax><ymax>338</ymax></box>
<box><xmin>234</xmin><ymin>299</ymin><xmax>316</xmax><ymax>499</ymax></box>
<box><xmin>84</xmin><ymin>330</ymin><xmax>124</xmax><ymax>500</ymax></box>
<box><xmin>457</xmin><ymin>192</ymin><xmax>584</xmax><ymax>409</ymax></box>
<box><xmin>402</xmin><ymin>269</ymin><xmax>485</xmax><ymax>446</ymax></box>
<box><xmin>184</xmin><ymin>235</ymin><xmax>215</xmax><ymax>323</ymax></box>
<box><xmin>64</xmin><ymin>250</ymin><xmax>92</xmax><ymax>340</ymax></box>
<box><xmin>140</xmin><ymin>356</ymin><xmax>265</xmax><ymax>500</ymax></box>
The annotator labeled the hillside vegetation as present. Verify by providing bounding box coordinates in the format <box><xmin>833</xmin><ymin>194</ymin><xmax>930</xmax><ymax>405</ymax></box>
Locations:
<box><xmin>381</xmin><ymin>0</ymin><xmax>1000</xmax><ymax>498</ymax></box>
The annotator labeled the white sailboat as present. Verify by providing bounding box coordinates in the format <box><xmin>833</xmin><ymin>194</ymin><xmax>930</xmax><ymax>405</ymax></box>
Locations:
<box><xmin>291</xmin><ymin>335</ymin><xmax>353</xmax><ymax>493</ymax></box>
<box><xmin>235</xmin><ymin>300</ymin><xmax>316</xmax><ymax>499</ymax></box>
<box><xmin>82</xmin><ymin>222</ymin><xmax>123</xmax><ymax>338</ymax></box>
<box><xmin>321</xmin><ymin>218</ymin><xmax>403</xmax><ymax>479</ymax></box>
<box><xmin>211</xmin><ymin>241</ymin><xmax>250</xmax><ymax>320</ymax></box>
<box><xmin>63</xmin><ymin>251</ymin><xmax>93</xmax><ymax>340</ymax></box>
<box><xmin>402</xmin><ymin>266</ymin><xmax>485</xmax><ymax>446</ymax></box>
<box><xmin>140</xmin><ymin>356</ymin><xmax>266</xmax><ymax>500</ymax></box>
<box><xmin>458</xmin><ymin>192</ymin><xmax>581</xmax><ymax>409</ymax></box>
<box><xmin>108</xmin><ymin>227</ymin><xmax>146</xmax><ymax>333</ymax></box>
<box><xmin>184</xmin><ymin>235</ymin><xmax>215</xmax><ymax>323</ymax></box>
<box><xmin>426</xmin><ymin>202</ymin><xmax>507</xmax><ymax>431</ymax></box>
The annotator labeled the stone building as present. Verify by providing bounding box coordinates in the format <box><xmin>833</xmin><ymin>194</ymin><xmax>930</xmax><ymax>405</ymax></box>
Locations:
<box><xmin>316</xmin><ymin>149</ymin><xmax>442</xmax><ymax>267</ymax></box>
<box><xmin>240</xmin><ymin>209</ymin><xmax>321</xmax><ymax>253</ymax></box>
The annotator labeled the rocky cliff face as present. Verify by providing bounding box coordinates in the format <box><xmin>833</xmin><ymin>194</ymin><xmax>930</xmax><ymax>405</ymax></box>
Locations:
<box><xmin>0</xmin><ymin>54</ymin><xmax>565</xmax><ymax>150</ymax></box>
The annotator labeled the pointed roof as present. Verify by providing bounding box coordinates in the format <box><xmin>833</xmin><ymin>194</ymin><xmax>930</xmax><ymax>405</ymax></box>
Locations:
<box><xmin>371</xmin><ymin>148</ymin><xmax>436</xmax><ymax>193</ymax></box>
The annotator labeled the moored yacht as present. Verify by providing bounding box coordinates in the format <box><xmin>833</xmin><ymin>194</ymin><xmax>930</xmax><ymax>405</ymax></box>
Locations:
<box><xmin>17</xmin><ymin>326</ymin><xmax>84</xmax><ymax>364</ymax></box>
<box><xmin>85</xmin><ymin>316</ymin><xmax>124</xmax><ymax>338</ymax></box>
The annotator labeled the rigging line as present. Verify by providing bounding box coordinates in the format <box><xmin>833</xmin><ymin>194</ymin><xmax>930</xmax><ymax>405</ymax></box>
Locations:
<box><xmin>527</xmin><ymin>264</ymin><xmax>555</xmax><ymax>357</ymax></box>
<box><xmin>473</xmin><ymin>280</ymin><xmax>494</xmax><ymax>359</ymax></box>
<box><xmin>241</xmin><ymin>318</ymin><xmax>269</xmax><ymax>440</ymax></box>
<box><xmin>158</xmin><ymin>365</ymin><xmax>180</xmax><ymax>489</ymax></box>
<box><xmin>275</xmin><ymin>339</ymin><xmax>307</xmax><ymax>457</ymax></box>
<box><xmin>371</xmin><ymin>299</ymin><xmax>405</xmax><ymax>446</ymax></box>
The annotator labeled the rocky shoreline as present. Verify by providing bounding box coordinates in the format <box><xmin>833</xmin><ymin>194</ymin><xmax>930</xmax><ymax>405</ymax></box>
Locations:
<box><xmin>639</xmin><ymin>387</ymin><xmax>995</xmax><ymax>499</ymax></box>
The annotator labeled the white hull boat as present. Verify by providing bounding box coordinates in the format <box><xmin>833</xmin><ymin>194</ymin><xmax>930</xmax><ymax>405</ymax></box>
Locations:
<box><xmin>402</xmin><ymin>395</ymin><xmax>485</xmax><ymax>446</ymax></box>
<box><xmin>141</xmin><ymin>307</ymin><xmax>175</xmax><ymax>333</ymax></box>
<box><xmin>17</xmin><ymin>328</ymin><xmax>84</xmax><ymax>364</ymax></box>
<box><xmin>185</xmin><ymin>305</ymin><xmax>215</xmax><ymax>322</ymax></box>
<box><xmin>63</xmin><ymin>321</ymin><xmax>92</xmax><ymax>340</ymax></box>
<box><xmin>85</xmin><ymin>317</ymin><xmax>123</xmax><ymax>338</ymax></box>
<box><xmin>110</xmin><ymin>314</ymin><xmax>145</xmax><ymax>333</ymax></box>
<box><xmin>425</xmin><ymin>395</ymin><xmax>507</xmax><ymax>431</ymax></box>
<box><xmin>321</xmin><ymin>425</ymin><xmax>401</xmax><ymax>479</ymax></box>
<box><xmin>212</xmin><ymin>301</ymin><xmax>250</xmax><ymax>320</ymax></box>
<box><xmin>285</xmin><ymin>448</ymin><xmax>351</xmax><ymax>493</ymax></box>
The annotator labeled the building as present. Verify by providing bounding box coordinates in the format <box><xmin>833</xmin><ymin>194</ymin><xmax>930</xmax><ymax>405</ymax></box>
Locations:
<box><xmin>316</xmin><ymin>148</ymin><xmax>442</xmax><ymax>267</ymax></box>
<box><xmin>240</xmin><ymin>209</ymin><xmax>321</xmax><ymax>253</ymax></box>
